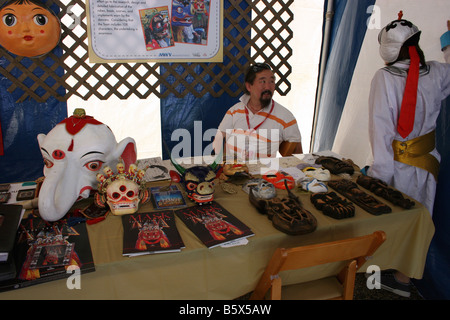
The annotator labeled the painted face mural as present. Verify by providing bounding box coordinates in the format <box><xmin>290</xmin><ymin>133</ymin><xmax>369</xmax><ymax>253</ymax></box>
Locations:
<box><xmin>37</xmin><ymin>109</ymin><xmax>137</xmax><ymax>222</ymax></box>
<box><xmin>0</xmin><ymin>0</ymin><xmax>61</xmax><ymax>57</ymax></box>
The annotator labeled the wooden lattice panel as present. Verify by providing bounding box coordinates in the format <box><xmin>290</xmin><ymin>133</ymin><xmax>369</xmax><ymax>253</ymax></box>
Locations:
<box><xmin>0</xmin><ymin>0</ymin><xmax>293</xmax><ymax>102</ymax></box>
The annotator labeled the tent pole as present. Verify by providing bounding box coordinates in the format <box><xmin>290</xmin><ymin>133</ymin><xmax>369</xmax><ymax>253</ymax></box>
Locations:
<box><xmin>310</xmin><ymin>0</ymin><xmax>334</xmax><ymax>153</ymax></box>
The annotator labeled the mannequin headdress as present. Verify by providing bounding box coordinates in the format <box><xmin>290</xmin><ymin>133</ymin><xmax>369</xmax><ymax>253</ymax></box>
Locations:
<box><xmin>378</xmin><ymin>11</ymin><xmax>421</xmax><ymax>64</ymax></box>
<box><xmin>378</xmin><ymin>12</ymin><xmax>423</xmax><ymax>138</ymax></box>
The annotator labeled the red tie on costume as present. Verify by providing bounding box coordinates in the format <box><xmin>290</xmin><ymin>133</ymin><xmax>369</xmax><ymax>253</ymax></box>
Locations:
<box><xmin>397</xmin><ymin>46</ymin><xmax>420</xmax><ymax>138</ymax></box>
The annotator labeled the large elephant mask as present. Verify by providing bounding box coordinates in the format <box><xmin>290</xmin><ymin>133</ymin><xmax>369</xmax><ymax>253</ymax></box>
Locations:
<box><xmin>37</xmin><ymin>109</ymin><xmax>137</xmax><ymax>222</ymax></box>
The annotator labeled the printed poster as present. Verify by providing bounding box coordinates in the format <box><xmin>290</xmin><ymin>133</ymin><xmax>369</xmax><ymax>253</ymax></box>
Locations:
<box><xmin>87</xmin><ymin>0</ymin><xmax>222</xmax><ymax>62</ymax></box>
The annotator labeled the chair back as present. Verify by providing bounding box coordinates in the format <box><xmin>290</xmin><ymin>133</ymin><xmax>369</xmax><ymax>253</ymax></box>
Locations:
<box><xmin>251</xmin><ymin>231</ymin><xmax>386</xmax><ymax>300</ymax></box>
<box><xmin>279</xmin><ymin>230</ymin><xmax>386</xmax><ymax>272</ymax></box>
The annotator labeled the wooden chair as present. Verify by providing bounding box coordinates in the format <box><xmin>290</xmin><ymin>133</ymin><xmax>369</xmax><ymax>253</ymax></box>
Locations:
<box><xmin>250</xmin><ymin>231</ymin><xmax>386</xmax><ymax>300</ymax></box>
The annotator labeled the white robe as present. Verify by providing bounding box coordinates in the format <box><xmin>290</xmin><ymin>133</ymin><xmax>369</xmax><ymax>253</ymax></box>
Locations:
<box><xmin>367</xmin><ymin>49</ymin><xmax>450</xmax><ymax>215</ymax></box>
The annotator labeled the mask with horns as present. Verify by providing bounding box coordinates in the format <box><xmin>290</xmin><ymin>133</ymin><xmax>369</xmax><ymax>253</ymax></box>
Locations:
<box><xmin>168</xmin><ymin>148</ymin><xmax>222</xmax><ymax>205</ymax></box>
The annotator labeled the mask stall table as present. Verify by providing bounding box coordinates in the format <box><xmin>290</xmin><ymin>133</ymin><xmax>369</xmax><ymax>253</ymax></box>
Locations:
<box><xmin>0</xmin><ymin>156</ymin><xmax>435</xmax><ymax>299</ymax></box>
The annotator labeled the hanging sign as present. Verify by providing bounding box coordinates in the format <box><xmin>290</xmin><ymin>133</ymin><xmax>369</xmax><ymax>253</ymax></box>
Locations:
<box><xmin>87</xmin><ymin>0</ymin><xmax>222</xmax><ymax>63</ymax></box>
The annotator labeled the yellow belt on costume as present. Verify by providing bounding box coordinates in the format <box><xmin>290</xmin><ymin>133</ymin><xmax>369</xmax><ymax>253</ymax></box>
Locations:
<box><xmin>392</xmin><ymin>130</ymin><xmax>440</xmax><ymax>181</ymax></box>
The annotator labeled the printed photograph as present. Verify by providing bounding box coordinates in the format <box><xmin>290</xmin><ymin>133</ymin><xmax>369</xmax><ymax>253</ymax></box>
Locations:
<box><xmin>139</xmin><ymin>6</ymin><xmax>175</xmax><ymax>51</ymax></box>
<box><xmin>172</xmin><ymin>0</ymin><xmax>210</xmax><ymax>45</ymax></box>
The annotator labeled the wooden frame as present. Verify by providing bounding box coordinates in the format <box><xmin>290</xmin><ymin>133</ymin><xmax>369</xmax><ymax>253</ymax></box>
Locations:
<box><xmin>250</xmin><ymin>231</ymin><xmax>387</xmax><ymax>300</ymax></box>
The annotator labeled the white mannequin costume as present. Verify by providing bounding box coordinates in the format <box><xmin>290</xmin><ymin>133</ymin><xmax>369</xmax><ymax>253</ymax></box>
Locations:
<box><xmin>367</xmin><ymin>21</ymin><xmax>450</xmax><ymax>215</ymax></box>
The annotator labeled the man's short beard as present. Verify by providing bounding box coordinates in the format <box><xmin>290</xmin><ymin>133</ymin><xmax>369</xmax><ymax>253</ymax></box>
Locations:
<box><xmin>260</xmin><ymin>91</ymin><xmax>272</xmax><ymax>107</ymax></box>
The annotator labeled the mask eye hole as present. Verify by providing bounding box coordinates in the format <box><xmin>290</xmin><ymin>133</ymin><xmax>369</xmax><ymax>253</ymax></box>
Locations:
<box><xmin>186</xmin><ymin>182</ymin><xmax>197</xmax><ymax>190</ymax></box>
<box><xmin>84</xmin><ymin>160</ymin><xmax>104</xmax><ymax>172</ymax></box>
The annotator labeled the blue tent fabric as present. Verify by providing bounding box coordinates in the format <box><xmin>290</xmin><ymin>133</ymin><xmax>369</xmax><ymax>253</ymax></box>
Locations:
<box><xmin>0</xmin><ymin>93</ymin><xmax>66</xmax><ymax>183</ymax></box>
<box><xmin>160</xmin><ymin>73</ymin><xmax>238</xmax><ymax>160</ymax></box>
<box><xmin>0</xmin><ymin>56</ymin><xmax>66</xmax><ymax>183</ymax></box>
<box><xmin>161</xmin><ymin>0</ymin><xmax>248</xmax><ymax>160</ymax></box>
<box><xmin>414</xmin><ymin>96</ymin><xmax>450</xmax><ymax>299</ymax></box>
<box><xmin>0</xmin><ymin>1</ymin><xmax>67</xmax><ymax>183</ymax></box>
<box><xmin>312</xmin><ymin>0</ymin><xmax>375</xmax><ymax>152</ymax></box>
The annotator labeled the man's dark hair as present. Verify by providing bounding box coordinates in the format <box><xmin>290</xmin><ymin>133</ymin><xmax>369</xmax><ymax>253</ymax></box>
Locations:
<box><xmin>243</xmin><ymin>63</ymin><xmax>272</xmax><ymax>94</ymax></box>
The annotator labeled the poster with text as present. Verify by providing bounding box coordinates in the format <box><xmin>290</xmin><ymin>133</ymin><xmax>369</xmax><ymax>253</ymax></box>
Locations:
<box><xmin>87</xmin><ymin>0</ymin><xmax>222</xmax><ymax>62</ymax></box>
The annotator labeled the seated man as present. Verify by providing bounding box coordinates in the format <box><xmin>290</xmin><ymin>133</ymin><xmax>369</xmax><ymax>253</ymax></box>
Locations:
<box><xmin>213</xmin><ymin>63</ymin><xmax>302</xmax><ymax>161</ymax></box>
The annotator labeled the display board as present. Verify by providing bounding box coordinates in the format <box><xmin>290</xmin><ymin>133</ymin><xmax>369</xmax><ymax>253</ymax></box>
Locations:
<box><xmin>87</xmin><ymin>0</ymin><xmax>223</xmax><ymax>63</ymax></box>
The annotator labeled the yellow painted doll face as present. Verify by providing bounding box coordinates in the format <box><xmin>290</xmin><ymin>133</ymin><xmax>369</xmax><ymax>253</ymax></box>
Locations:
<box><xmin>0</xmin><ymin>1</ymin><xmax>61</xmax><ymax>57</ymax></box>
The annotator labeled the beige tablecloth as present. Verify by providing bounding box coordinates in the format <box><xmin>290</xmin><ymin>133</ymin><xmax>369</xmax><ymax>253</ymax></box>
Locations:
<box><xmin>0</xmin><ymin>161</ymin><xmax>435</xmax><ymax>300</ymax></box>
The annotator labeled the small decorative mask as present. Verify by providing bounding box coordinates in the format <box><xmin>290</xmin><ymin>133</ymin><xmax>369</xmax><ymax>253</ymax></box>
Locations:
<box><xmin>262</xmin><ymin>171</ymin><xmax>295</xmax><ymax>190</ymax></box>
<box><xmin>302</xmin><ymin>166</ymin><xmax>331</xmax><ymax>181</ymax></box>
<box><xmin>94</xmin><ymin>161</ymin><xmax>150</xmax><ymax>215</ymax></box>
<box><xmin>0</xmin><ymin>0</ymin><xmax>61</xmax><ymax>57</ymax></box>
<box><xmin>171</xmin><ymin>165</ymin><xmax>218</xmax><ymax>205</ymax></box>
<box><xmin>249</xmin><ymin>179</ymin><xmax>317</xmax><ymax>235</ymax></box>
<box><xmin>250</xmin><ymin>180</ymin><xmax>276</xmax><ymax>199</ymax></box>
<box><xmin>221</xmin><ymin>162</ymin><xmax>249</xmax><ymax>180</ymax></box>
<box><xmin>168</xmin><ymin>149</ymin><xmax>222</xmax><ymax>205</ymax></box>
<box><xmin>299</xmin><ymin>177</ymin><xmax>328</xmax><ymax>193</ymax></box>
<box><xmin>315</xmin><ymin>156</ymin><xmax>354</xmax><ymax>175</ymax></box>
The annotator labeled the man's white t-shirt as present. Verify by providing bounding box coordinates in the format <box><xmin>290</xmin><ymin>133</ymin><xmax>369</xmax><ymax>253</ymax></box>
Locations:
<box><xmin>217</xmin><ymin>94</ymin><xmax>301</xmax><ymax>160</ymax></box>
